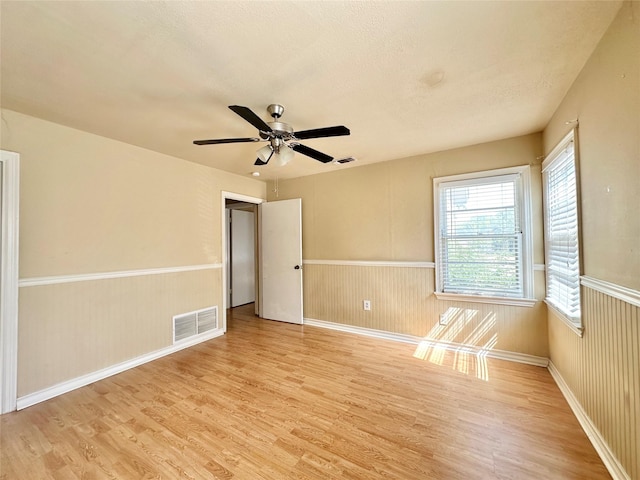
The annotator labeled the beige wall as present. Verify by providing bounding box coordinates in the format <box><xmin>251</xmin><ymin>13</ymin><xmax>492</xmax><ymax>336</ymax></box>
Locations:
<box><xmin>1</xmin><ymin>109</ymin><xmax>265</xmax><ymax>277</ymax></box>
<box><xmin>271</xmin><ymin>133</ymin><xmax>549</xmax><ymax>357</ymax></box>
<box><xmin>543</xmin><ymin>1</ymin><xmax>639</xmax><ymax>292</ymax></box>
<box><xmin>273</xmin><ymin>133</ymin><xmax>544</xmax><ymax>263</ymax></box>
<box><xmin>543</xmin><ymin>2</ymin><xmax>639</xmax><ymax>479</ymax></box>
<box><xmin>304</xmin><ymin>265</ymin><xmax>548</xmax><ymax>357</ymax></box>
<box><xmin>549</xmin><ymin>288</ymin><xmax>639</xmax><ymax>480</ymax></box>
<box><xmin>1</xmin><ymin>109</ymin><xmax>266</xmax><ymax>396</ymax></box>
<box><xmin>17</xmin><ymin>269</ymin><xmax>219</xmax><ymax>395</ymax></box>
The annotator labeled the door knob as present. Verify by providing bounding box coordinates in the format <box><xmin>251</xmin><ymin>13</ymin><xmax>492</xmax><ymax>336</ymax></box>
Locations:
<box><xmin>294</xmin><ymin>265</ymin><xmax>301</xmax><ymax>270</ymax></box>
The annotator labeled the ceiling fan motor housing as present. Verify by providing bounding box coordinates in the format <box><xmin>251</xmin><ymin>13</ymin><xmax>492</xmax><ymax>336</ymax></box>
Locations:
<box><xmin>268</xmin><ymin>121</ymin><xmax>294</xmax><ymax>139</ymax></box>
<box><xmin>266</xmin><ymin>105</ymin><xmax>294</xmax><ymax>141</ymax></box>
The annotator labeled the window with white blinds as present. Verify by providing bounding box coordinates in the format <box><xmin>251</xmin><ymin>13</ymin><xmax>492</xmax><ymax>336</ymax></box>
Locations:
<box><xmin>542</xmin><ymin>131</ymin><xmax>581</xmax><ymax>326</ymax></box>
<box><xmin>434</xmin><ymin>166</ymin><xmax>534</xmax><ymax>303</ymax></box>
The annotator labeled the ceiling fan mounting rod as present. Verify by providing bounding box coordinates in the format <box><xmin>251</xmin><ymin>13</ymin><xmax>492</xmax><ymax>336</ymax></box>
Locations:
<box><xmin>267</xmin><ymin>103</ymin><xmax>284</xmax><ymax>119</ymax></box>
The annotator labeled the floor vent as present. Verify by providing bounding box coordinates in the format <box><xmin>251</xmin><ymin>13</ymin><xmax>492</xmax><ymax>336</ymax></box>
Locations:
<box><xmin>173</xmin><ymin>306</ymin><xmax>218</xmax><ymax>343</ymax></box>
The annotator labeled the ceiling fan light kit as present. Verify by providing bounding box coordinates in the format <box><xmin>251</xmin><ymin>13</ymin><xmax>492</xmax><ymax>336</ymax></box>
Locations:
<box><xmin>276</xmin><ymin>143</ymin><xmax>295</xmax><ymax>166</ymax></box>
<box><xmin>193</xmin><ymin>104</ymin><xmax>350</xmax><ymax>167</ymax></box>
<box><xmin>256</xmin><ymin>144</ymin><xmax>274</xmax><ymax>164</ymax></box>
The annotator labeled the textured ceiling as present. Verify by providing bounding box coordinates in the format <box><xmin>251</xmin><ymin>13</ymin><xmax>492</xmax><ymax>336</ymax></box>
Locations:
<box><xmin>0</xmin><ymin>1</ymin><xmax>622</xmax><ymax>180</ymax></box>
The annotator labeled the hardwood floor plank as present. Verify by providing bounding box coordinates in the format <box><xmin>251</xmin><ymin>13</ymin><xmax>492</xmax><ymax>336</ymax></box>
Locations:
<box><xmin>1</xmin><ymin>304</ymin><xmax>611</xmax><ymax>479</ymax></box>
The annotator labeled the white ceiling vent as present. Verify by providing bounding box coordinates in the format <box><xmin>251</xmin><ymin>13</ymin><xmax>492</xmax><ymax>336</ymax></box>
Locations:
<box><xmin>173</xmin><ymin>306</ymin><xmax>218</xmax><ymax>343</ymax></box>
<box><xmin>334</xmin><ymin>156</ymin><xmax>357</xmax><ymax>164</ymax></box>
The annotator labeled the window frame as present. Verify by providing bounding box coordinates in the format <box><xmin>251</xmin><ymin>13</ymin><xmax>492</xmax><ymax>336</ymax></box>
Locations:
<box><xmin>433</xmin><ymin>165</ymin><xmax>535</xmax><ymax>307</ymax></box>
<box><xmin>542</xmin><ymin>129</ymin><xmax>583</xmax><ymax>336</ymax></box>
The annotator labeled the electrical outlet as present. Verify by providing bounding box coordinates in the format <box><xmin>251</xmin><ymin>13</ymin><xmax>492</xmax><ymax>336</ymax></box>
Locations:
<box><xmin>363</xmin><ymin>300</ymin><xmax>371</xmax><ymax>311</ymax></box>
<box><xmin>439</xmin><ymin>313</ymin><xmax>448</xmax><ymax>325</ymax></box>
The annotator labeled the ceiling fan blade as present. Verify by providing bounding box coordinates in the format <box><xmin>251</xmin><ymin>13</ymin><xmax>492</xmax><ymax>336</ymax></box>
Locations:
<box><xmin>193</xmin><ymin>137</ymin><xmax>260</xmax><ymax>145</ymax></box>
<box><xmin>229</xmin><ymin>105</ymin><xmax>273</xmax><ymax>133</ymax></box>
<box><xmin>290</xmin><ymin>143</ymin><xmax>334</xmax><ymax>163</ymax></box>
<box><xmin>293</xmin><ymin>125</ymin><xmax>350</xmax><ymax>140</ymax></box>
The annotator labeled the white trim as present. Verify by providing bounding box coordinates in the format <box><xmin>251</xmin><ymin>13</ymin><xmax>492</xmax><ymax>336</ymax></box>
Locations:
<box><xmin>422</xmin><ymin>339</ymin><xmax>548</xmax><ymax>367</ymax></box>
<box><xmin>304</xmin><ymin>318</ymin><xmax>548</xmax><ymax>367</ymax></box>
<box><xmin>221</xmin><ymin>191</ymin><xmax>264</xmax><ymax>332</ymax></box>
<box><xmin>542</xmin><ymin>128</ymin><xmax>583</xmax><ymax>330</ymax></box>
<box><xmin>520</xmin><ymin>166</ymin><xmax>535</xmax><ymax>300</ymax></box>
<box><xmin>18</xmin><ymin>263</ymin><xmax>222</xmax><ymax>288</ymax></box>
<box><xmin>0</xmin><ymin>150</ymin><xmax>20</xmax><ymax>414</ymax></box>
<box><xmin>304</xmin><ymin>318</ymin><xmax>420</xmax><ymax>344</ymax></box>
<box><xmin>301</xmin><ymin>260</ymin><xmax>544</xmax><ymax>272</ymax></box>
<box><xmin>545</xmin><ymin>299</ymin><xmax>584</xmax><ymax>337</ymax></box>
<box><xmin>432</xmin><ymin>165</ymin><xmax>531</xmax><ymax>184</ymax></box>
<box><xmin>303</xmin><ymin>260</ymin><xmax>435</xmax><ymax>268</ymax></box>
<box><xmin>302</xmin><ymin>260</ymin><xmax>545</xmax><ymax>274</ymax></box>
<box><xmin>548</xmin><ymin>361</ymin><xmax>631</xmax><ymax>480</ymax></box>
<box><xmin>542</xmin><ymin>129</ymin><xmax>575</xmax><ymax>171</ymax></box>
<box><xmin>581</xmin><ymin>276</ymin><xmax>640</xmax><ymax>309</ymax></box>
<box><xmin>434</xmin><ymin>292</ymin><xmax>537</xmax><ymax>308</ymax></box>
<box><xmin>221</xmin><ymin>191</ymin><xmax>265</xmax><ymax>206</ymax></box>
<box><xmin>17</xmin><ymin>328</ymin><xmax>225</xmax><ymax>410</ymax></box>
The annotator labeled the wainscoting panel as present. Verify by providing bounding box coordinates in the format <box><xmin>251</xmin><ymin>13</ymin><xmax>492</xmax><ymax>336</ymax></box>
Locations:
<box><xmin>18</xmin><ymin>268</ymin><xmax>221</xmax><ymax>396</ymax></box>
<box><xmin>548</xmin><ymin>285</ymin><xmax>639</xmax><ymax>480</ymax></box>
<box><xmin>303</xmin><ymin>264</ymin><xmax>548</xmax><ymax>358</ymax></box>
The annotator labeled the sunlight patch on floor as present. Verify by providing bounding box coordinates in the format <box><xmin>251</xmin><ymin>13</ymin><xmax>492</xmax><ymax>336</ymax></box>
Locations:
<box><xmin>413</xmin><ymin>307</ymin><xmax>498</xmax><ymax>381</ymax></box>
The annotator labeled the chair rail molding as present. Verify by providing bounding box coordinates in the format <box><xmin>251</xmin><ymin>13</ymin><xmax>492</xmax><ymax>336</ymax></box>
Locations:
<box><xmin>19</xmin><ymin>263</ymin><xmax>222</xmax><ymax>288</ymax></box>
<box><xmin>581</xmin><ymin>276</ymin><xmax>640</xmax><ymax>309</ymax></box>
<box><xmin>303</xmin><ymin>259</ymin><xmax>436</xmax><ymax>268</ymax></box>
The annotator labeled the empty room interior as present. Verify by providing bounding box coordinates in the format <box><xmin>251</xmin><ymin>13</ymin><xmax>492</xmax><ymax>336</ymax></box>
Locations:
<box><xmin>0</xmin><ymin>1</ymin><xmax>638</xmax><ymax>479</ymax></box>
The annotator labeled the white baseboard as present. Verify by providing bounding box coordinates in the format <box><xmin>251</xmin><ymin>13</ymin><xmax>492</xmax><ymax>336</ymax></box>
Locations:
<box><xmin>16</xmin><ymin>329</ymin><xmax>225</xmax><ymax>410</ymax></box>
<box><xmin>304</xmin><ymin>318</ymin><xmax>548</xmax><ymax>367</ymax></box>
<box><xmin>548</xmin><ymin>361</ymin><xmax>631</xmax><ymax>480</ymax></box>
<box><xmin>305</xmin><ymin>317</ymin><xmax>421</xmax><ymax>344</ymax></box>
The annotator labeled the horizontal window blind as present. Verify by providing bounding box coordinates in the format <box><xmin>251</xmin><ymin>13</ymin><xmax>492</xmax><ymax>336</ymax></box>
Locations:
<box><xmin>438</xmin><ymin>174</ymin><xmax>524</xmax><ymax>298</ymax></box>
<box><xmin>543</xmin><ymin>137</ymin><xmax>581</xmax><ymax>322</ymax></box>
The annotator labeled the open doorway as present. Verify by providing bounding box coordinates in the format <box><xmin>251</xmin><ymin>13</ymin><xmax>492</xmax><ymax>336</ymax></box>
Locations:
<box><xmin>226</xmin><ymin>200</ymin><xmax>257</xmax><ymax>308</ymax></box>
<box><xmin>221</xmin><ymin>192</ymin><xmax>263</xmax><ymax>332</ymax></box>
<box><xmin>221</xmin><ymin>192</ymin><xmax>304</xmax><ymax>330</ymax></box>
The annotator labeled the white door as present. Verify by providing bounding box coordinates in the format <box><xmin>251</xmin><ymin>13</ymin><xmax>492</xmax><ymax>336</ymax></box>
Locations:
<box><xmin>230</xmin><ymin>209</ymin><xmax>255</xmax><ymax>307</ymax></box>
<box><xmin>260</xmin><ymin>198</ymin><xmax>303</xmax><ymax>324</ymax></box>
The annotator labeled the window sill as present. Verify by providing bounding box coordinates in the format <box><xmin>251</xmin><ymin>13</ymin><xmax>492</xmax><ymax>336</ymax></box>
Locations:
<box><xmin>434</xmin><ymin>292</ymin><xmax>537</xmax><ymax>308</ymax></box>
<box><xmin>545</xmin><ymin>300</ymin><xmax>584</xmax><ymax>337</ymax></box>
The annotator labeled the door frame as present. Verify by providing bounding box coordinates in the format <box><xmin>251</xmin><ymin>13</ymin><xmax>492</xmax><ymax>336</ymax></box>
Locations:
<box><xmin>1</xmin><ymin>150</ymin><xmax>20</xmax><ymax>414</ymax></box>
<box><xmin>221</xmin><ymin>191</ymin><xmax>263</xmax><ymax>332</ymax></box>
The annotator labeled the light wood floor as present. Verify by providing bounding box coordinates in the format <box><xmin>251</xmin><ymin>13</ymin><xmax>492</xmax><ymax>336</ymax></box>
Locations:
<box><xmin>1</xmin><ymin>304</ymin><xmax>611</xmax><ymax>479</ymax></box>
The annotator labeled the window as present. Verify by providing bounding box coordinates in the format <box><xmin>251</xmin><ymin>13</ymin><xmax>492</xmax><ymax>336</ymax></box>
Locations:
<box><xmin>542</xmin><ymin>130</ymin><xmax>582</xmax><ymax>333</ymax></box>
<box><xmin>434</xmin><ymin>166</ymin><xmax>534</xmax><ymax>307</ymax></box>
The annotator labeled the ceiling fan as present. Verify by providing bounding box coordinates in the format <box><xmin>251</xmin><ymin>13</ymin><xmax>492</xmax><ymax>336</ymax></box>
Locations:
<box><xmin>193</xmin><ymin>104</ymin><xmax>350</xmax><ymax>166</ymax></box>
